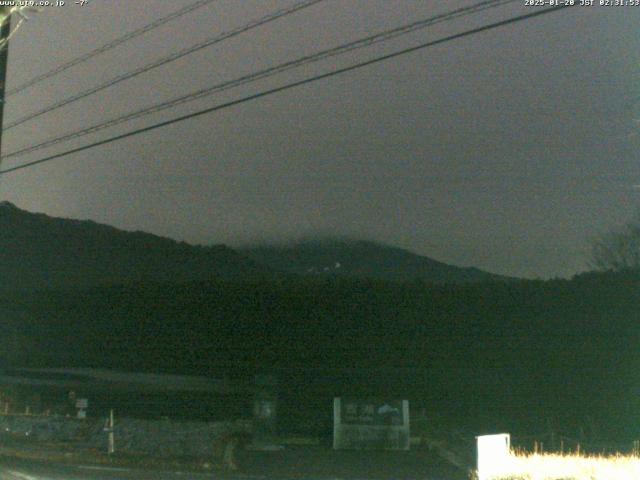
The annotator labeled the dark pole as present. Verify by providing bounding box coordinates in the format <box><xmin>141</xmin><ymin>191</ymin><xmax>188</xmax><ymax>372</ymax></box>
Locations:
<box><xmin>0</xmin><ymin>8</ymin><xmax>11</xmax><ymax>160</ymax></box>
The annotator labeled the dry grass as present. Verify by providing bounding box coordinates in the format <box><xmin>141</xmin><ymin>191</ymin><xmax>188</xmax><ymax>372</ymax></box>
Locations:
<box><xmin>489</xmin><ymin>451</ymin><xmax>640</xmax><ymax>480</ymax></box>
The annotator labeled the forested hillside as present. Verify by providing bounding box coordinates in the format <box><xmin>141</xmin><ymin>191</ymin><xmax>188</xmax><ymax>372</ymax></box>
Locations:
<box><xmin>2</xmin><ymin>270</ymin><xmax>638</xmax><ymax>440</ymax></box>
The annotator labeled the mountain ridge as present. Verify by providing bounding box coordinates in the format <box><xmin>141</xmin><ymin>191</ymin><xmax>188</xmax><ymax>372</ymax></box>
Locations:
<box><xmin>241</xmin><ymin>237</ymin><xmax>510</xmax><ymax>283</ymax></box>
<box><xmin>0</xmin><ymin>202</ymin><xmax>509</xmax><ymax>290</ymax></box>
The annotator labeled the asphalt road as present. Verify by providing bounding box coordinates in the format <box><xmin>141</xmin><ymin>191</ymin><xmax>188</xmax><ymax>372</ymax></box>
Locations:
<box><xmin>0</xmin><ymin>446</ymin><xmax>465</xmax><ymax>480</ymax></box>
<box><xmin>0</xmin><ymin>457</ymin><xmax>260</xmax><ymax>480</ymax></box>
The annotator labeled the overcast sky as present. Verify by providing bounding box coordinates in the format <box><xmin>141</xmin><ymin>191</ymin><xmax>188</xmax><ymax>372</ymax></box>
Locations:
<box><xmin>0</xmin><ymin>0</ymin><xmax>638</xmax><ymax>278</ymax></box>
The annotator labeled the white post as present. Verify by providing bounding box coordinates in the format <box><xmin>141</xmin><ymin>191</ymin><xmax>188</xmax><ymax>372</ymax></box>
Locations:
<box><xmin>477</xmin><ymin>433</ymin><xmax>511</xmax><ymax>480</ymax></box>
<box><xmin>333</xmin><ymin>397</ymin><xmax>341</xmax><ymax>450</ymax></box>
<box><xmin>107</xmin><ymin>409</ymin><xmax>115</xmax><ymax>455</ymax></box>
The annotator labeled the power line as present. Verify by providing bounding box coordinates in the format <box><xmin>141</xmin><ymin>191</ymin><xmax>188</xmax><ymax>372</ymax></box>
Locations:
<box><xmin>3</xmin><ymin>0</ymin><xmax>325</xmax><ymax>130</ymax></box>
<box><xmin>5</xmin><ymin>0</ymin><xmax>220</xmax><ymax>98</ymax></box>
<box><xmin>0</xmin><ymin>5</ymin><xmax>574</xmax><ymax>177</ymax></box>
<box><xmin>3</xmin><ymin>0</ymin><xmax>517</xmax><ymax>161</ymax></box>
<box><xmin>0</xmin><ymin>15</ymin><xmax>25</xmax><ymax>53</ymax></box>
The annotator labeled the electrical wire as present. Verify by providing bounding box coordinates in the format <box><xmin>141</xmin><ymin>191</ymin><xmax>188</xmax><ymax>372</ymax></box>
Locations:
<box><xmin>0</xmin><ymin>5</ymin><xmax>574</xmax><ymax>177</ymax></box>
<box><xmin>3</xmin><ymin>0</ymin><xmax>325</xmax><ymax>130</ymax></box>
<box><xmin>2</xmin><ymin>0</ymin><xmax>517</xmax><ymax>161</ymax></box>
<box><xmin>5</xmin><ymin>0</ymin><xmax>220</xmax><ymax>97</ymax></box>
<box><xmin>0</xmin><ymin>5</ymin><xmax>35</xmax><ymax>52</ymax></box>
<box><xmin>0</xmin><ymin>17</ymin><xmax>24</xmax><ymax>52</ymax></box>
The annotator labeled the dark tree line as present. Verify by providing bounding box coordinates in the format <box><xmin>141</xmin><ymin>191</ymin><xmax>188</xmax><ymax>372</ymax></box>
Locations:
<box><xmin>2</xmin><ymin>270</ymin><xmax>639</xmax><ymax>440</ymax></box>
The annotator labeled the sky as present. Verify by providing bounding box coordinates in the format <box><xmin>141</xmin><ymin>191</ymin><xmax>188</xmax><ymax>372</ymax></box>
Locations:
<box><xmin>0</xmin><ymin>0</ymin><xmax>638</xmax><ymax>279</ymax></box>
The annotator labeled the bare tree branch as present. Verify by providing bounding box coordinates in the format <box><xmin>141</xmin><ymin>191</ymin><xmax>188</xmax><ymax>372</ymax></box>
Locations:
<box><xmin>590</xmin><ymin>216</ymin><xmax>640</xmax><ymax>271</ymax></box>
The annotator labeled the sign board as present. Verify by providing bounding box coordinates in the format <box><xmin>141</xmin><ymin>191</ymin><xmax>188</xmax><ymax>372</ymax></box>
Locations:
<box><xmin>75</xmin><ymin>398</ymin><xmax>88</xmax><ymax>409</ymax></box>
<box><xmin>340</xmin><ymin>399</ymin><xmax>405</xmax><ymax>426</ymax></box>
<box><xmin>333</xmin><ymin>398</ymin><xmax>410</xmax><ymax>450</ymax></box>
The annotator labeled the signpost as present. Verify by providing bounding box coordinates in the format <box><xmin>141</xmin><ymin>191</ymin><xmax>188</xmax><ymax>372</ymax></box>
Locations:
<box><xmin>75</xmin><ymin>398</ymin><xmax>88</xmax><ymax>419</ymax></box>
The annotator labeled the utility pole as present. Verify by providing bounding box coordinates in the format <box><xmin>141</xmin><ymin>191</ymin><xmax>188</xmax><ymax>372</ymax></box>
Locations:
<box><xmin>0</xmin><ymin>7</ymin><xmax>11</xmax><ymax>160</ymax></box>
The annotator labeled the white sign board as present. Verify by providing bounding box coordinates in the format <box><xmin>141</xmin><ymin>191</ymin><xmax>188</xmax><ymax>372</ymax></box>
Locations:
<box><xmin>333</xmin><ymin>398</ymin><xmax>410</xmax><ymax>450</ymax></box>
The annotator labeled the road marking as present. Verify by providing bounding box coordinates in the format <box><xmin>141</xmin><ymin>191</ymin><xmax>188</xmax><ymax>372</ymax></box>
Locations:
<box><xmin>4</xmin><ymin>470</ymin><xmax>46</xmax><ymax>480</ymax></box>
<box><xmin>77</xmin><ymin>465</ymin><xmax>132</xmax><ymax>472</ymax></box>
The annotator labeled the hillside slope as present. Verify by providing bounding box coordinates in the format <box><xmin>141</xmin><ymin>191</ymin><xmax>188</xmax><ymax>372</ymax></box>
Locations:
<box><xmin>241</xmin><ymin>238</ymin><xmax>508</xmax><ymax>283</ymax></box>
<box><xmin>0</xmin><ymin>202</ymin><xmax>265</xmax><ymax>291</ymax></box>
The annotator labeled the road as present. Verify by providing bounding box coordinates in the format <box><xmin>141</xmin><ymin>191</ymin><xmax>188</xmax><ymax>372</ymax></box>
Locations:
<box><xmin>0</xmin><ymin>446</ymin><xmax>465</xmax><ymax>479</ymax></box>
<box><xmin>0</xmin><ymin>457</ymin><xmax>263</xmax><ymax>480</ymax></box>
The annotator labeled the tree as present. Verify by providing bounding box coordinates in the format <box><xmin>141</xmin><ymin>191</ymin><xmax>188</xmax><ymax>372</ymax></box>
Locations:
<box><xmin>590</xmin><ymin>216</ymin><xmax>640</xmax><ymax>271</ymax></box>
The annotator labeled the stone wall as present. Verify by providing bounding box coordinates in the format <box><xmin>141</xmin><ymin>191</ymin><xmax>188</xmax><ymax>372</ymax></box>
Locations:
<box><xmin>0</xmin><ymin>414</ymin><xmax>252</xmax><ymax>458</ymax></box>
